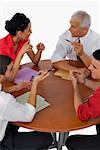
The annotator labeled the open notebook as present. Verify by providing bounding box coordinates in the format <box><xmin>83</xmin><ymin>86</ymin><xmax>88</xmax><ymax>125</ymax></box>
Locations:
<box><xmin>16</xmin><ymin>92</ymin><xmax>50</xmax><ymax>112</ymax></box>
<box><xmin>54</xmin><ymin>70</ymin><xmax>71</xmax><ymax>80</ymax></box>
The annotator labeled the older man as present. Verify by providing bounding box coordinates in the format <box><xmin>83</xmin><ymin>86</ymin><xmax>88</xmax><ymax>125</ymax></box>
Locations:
<box><xmin>51</xmin><ymin>10</ymin><xmax>100</xmax><ymax>71</ymax></box>
<box><xmin>0</xmin><ymin>55</ymin><xmax>53</xmax><ymax>149</ymax></box>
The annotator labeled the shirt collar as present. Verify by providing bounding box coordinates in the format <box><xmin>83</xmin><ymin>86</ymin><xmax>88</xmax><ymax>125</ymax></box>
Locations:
<box><xmin>67</xmin><ymin>31</ymin><xmax>80</xmax><ymax>42</ymax></box>
<box><xmin>68</xmin><ymin>29</ymin><xmax>91</xmax><ymax>42</ymax></box>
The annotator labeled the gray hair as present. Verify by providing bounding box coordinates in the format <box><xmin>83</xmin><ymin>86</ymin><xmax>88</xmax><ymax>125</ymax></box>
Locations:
<box><xmin>71</xmin><ymin>10</ymin><xmax>91</xmax><ymax>28</ymax></box>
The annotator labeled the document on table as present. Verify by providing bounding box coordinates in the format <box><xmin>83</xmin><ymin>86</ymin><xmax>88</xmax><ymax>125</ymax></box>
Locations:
<box><xmin>14</xmin><ymin>67</ymin><xmax>38</xmax><ymax>83</ymax></box>
<box><xmin>54</xmin><ymin>70</ymin><xmax>71</xmax><ymax>80</ymax></box>
<box><xmin>16</xmin><ymin>92</ymin><xmax>50</xmax><ymax>112</ymax></box>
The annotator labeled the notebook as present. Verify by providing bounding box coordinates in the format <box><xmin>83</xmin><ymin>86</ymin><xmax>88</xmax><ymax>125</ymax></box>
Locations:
<box><xmin>16</xmin><ymin>92</ymin><xmax>50</xmax><ymax>112</ymax></box>
<box><xmin>14</xmin><ymin>67</ymin><xmax>38</xmax><ymax>83</ymax></box>
<box><xmin>54</xmin><ymin>70</ymin><xmax>71</xmax><ymax>80</ymax></box>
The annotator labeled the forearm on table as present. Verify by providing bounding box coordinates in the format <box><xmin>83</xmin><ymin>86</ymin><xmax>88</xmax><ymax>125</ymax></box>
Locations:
<box><xmin>53</xmin><ymin>61</ymin><xmax>78</xmax><ymax>71</ymax></box>
<box><xmin>85</xmin><ymin>78</ymin><xmax>100</xmax><ymax>90</ymax></box>
<box><xmin>73</xmin><ymin>85</ymin><xmax>83</xmax><ymax>112</ymax></box>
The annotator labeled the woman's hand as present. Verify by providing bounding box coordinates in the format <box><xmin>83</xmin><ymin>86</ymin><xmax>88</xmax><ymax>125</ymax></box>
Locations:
<box><xmin>32</xmin><ymin>70</ymin><xmax>49</xmax><ymax>85</ymax></box>
<box><xmin>20</xmin><ymin>41</ymin><xmax>33</xmax><ymax>55</ymax></box>
<box><xmin>36</xmin><ymin>43</ymin><xmax>45</xmax><ymax>51</ymax></box>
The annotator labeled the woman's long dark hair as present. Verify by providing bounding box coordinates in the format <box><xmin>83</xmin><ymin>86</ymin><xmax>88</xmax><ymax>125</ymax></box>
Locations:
<box><xmin>5</xmin><ymin>13</ymin><xmax>30</xmax><ymax>36</ymax></box>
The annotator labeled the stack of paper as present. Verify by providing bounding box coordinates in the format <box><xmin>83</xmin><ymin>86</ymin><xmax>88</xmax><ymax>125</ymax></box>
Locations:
<box><xmin>54</xmin><ymin>70</ymin><xmax>71</xmax><ymax>80</ymax></box>
<box><xmin>14</xmin><ymin>67</ymin><xmax>38</xmax><ymax>83</ymax></box>
<box><xmin>16</xmin><ymin>92</ymin><xmax>50</xmax><ymax>112</ymax></box>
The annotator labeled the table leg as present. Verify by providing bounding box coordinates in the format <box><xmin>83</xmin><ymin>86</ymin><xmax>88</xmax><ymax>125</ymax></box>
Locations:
<box><xmin>63</xmin><ymin>132</ymin><xmax>69</xmax><ymax>145</ymax></box>
<box><xmin>57</xmin><ymin>132</ymin><xmax>69</xmax><ymax>150</ymax></box>
<box><xmin>48</xmin><ymin>132</ymin><xmax>58</xmax><ymax>149</ymax></box>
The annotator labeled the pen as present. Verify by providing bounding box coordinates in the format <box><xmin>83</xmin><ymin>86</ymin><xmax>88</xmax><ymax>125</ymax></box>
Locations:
<box><xmin>65</xmin><ymin>39</ymin><xmax>71</xmax><ymax>43</ymax></box>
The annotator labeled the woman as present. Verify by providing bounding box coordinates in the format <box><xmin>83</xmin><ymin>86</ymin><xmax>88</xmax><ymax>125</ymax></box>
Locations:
<box><xmin>0</xmin><ymin>13</ymin><xmax>45</xmax><ymax>64</ymax></box>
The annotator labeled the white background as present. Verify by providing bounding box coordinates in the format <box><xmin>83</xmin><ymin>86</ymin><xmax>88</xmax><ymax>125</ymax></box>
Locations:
<box><xmin>0</xmin><ymin>0</ymin><xmax>100</xmax><ymax>63</ymax></box>
<box><xmin>0</xmin><ymin>0</ymin><xmax>99</xmax><ymax>149</ymax></box>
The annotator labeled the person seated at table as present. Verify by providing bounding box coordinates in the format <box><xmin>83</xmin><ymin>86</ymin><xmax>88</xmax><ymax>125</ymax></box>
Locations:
<box><xmin>51</xmin><ymin>10</ymin><xmax>100</xmax><ymax>71</ymax></box>
<box><xmin>0</xmin><ymin>13</ymin><xmax>45</xmax><ymax>80</ymax></box>
<box><xmin>0</xmin><ymin>54</ymin><xmax>53</xmax><ymax>150</ymax></box>
<box><xmin>65</xmin><ymin>49</ymin><xmax>100</xmax><ymax>150</ymax></box>
<box><xmin>2</xmin><ymin>38</ymin><xmax>32</xmax><ymax>93</ymax></box>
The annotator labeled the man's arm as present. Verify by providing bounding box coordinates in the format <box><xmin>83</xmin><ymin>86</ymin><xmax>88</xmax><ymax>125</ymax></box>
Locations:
<box><xmin>70</xmin><ymin>70</ymin><xmax>100</xmax><ymax>121</ymax></box>
<box><xmin>70</xmin><ymin>71</ymin><xmax>83</xmax><ymax>111</ymax></box>
<box><xmin>73</xmin><ymin>84</ymin><xmax>83</xmax><ymax>111</ymax></box>
<box><xmin>52</xmin><ymin>38</ymin><xmax>89</xmax><ymax>71</ymax></box>
<box><xmin>53</xmin><ymin>60</ymin><xmax>78</xmax><ymax>72</ymax></box>
<box><xmin>71</xmin><ymin>69</ymin><xmax>100</xmax><ymax>91</ymax></box>
<box><xmin>79</xmin><ymin>53</ymin><xmax>91</xmax><ymax>67</ymax></box>
<box><xmin>53</xmin><ymin>60</ymin><xmax>90</xmax><ymax>78</ymax></box>
<box><xmin>51</xmin><ymin>37</ymin><xmax>78</xmax><ymax>71</ymax></box>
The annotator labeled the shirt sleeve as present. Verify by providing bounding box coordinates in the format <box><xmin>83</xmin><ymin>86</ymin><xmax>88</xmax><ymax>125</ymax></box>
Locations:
<box><xmin>3</xmin><ymin>97</ymin><xmax>36</xmax><ymax>122</ymax></box>
<box><xmin>77</xmin><ymin>88</ymin><xmax>100</xmax><ymax>121</ymax></box>
<box><xmin>51</xmin><ymin>39</ymin><xmax>69</xmax><ymax>63</ymax></box>
<box><xmin>93</xmin><ymin>36</ymin><xmax>100</xmax><ymax>52</ymax></box>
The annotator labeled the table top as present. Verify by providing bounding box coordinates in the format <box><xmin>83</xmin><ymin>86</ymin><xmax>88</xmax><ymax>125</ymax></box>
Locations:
<box><xmin>5</xmin><ymin>60</ymin><xmax>100</xmax><ymax>132</ymax></box>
